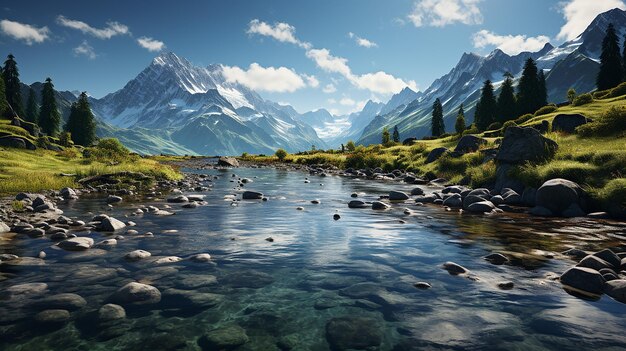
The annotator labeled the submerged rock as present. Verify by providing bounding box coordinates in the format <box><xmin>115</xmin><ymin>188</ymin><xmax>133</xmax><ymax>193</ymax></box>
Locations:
<box><xmin>325</xmin><ymin>316</ymin><xmax>382</xmax><ymax>350</ymax></box>
<box><xmin>199</xmin><ymin>325</ymin><xmax>249</xmax><ymax>350</ymax></box>
<box><xmin>98</xmin><ymin>303</ymin><xmax>126</xmax><ymax>321</ymax></box>
<box><xmin>32</xmin><ymin>293</ymin><xmax>87</xmax><ymax>311</ymax></box>
<box><xmin>110</xmin><ymin>282</ymin><xmax>161</xmax><ymax>305</ymax></box>
<box><xmin>34</xmin><ymin>309</ymin><xmax>71</xmax><ymax>324</ymax></box>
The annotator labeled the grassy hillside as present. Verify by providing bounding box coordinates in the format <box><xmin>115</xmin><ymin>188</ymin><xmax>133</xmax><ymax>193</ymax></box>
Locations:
<box><xmin>242</xmin><ymin>91</ymin><xmax>626</xmax><ymax>208</ymax></box>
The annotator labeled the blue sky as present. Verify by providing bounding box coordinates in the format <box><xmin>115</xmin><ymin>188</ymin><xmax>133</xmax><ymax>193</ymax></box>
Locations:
<box><xmin>1</xmin><ymin>0</ymin><xmax>624</xmax><ymax>115</ymax></box>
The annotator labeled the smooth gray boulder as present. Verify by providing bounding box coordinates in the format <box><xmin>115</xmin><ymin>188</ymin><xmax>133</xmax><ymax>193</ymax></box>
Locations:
<box><xmin>560</xmin><ymin>267</ymin><xmax>605</xmax><ymax>296</ymax></box>
<box><xmin>217</xmin><ymin>157</ymin><xmax>239</xmax><ymax>168</ymax></box>
<box><xmin>98</xmin><ymin>216</ymin><xmax>127</xmax><ymax>232</ymax></box>
<box><xmin>389</xmin><ymin>191</ymin><xmax>410</xmax><ymax>201</ymax></box>
<box><xmin>442</xmin><ymin>194</ymin><xmax>462</xmax><ymax>208</ymax></box>
<box><xmin>425</xmin><ymin>147</ymin><xmax>448</xmax><ymax>164</ymax></box>
<box><xmin>605</xmin><ymin>279</ymin><xmax>626</xmax><ymax>303</ymax></box>
<box><xmin>348</xmin><ymin>200</ymin><xmax>368</xmax><ymax>209</ymax></box>
<box><xmin>454</xmin><ymin>135</ymin><xmax>487</xmax><ymax>154</ymax></box>
<box><xmin>442</xmin><ymin>261</ymin><xmax>468</xmax><ymax>275</ymax></box>
<box><xmin>199</xmin><ymin>325</ymin><xmax>249</xmax><ymax>350</ymax></box>
<box><xmin>577</xmin><ymin>255</ymin><xmax>613</xmax><ymax>272</ymax></box>
<box><xmin>98</xmin><ymin>303</ymin><xmax>126</xmax><ymax>321</ymax></box>
<box><xmin>371</xmin><ymin>201</ymin><xmax>390</xmax><ymax>210</ymax></box>
<box><xmin>593</xmin><ymin>249</ymin><xmax>621</xmax><ymax>269</ymax></box>
<box><xmin>496</xmin><ymin>126</ymin><xmax>558</xmax><ymax>164</ymax></box>
<box><xmin>58</xmin><ymin>237</ymin><xmax>94</xmax><ymax>251</ymax></box>
<box><xmin>467</xmin><ymin>201</ymin><xmax>496</xmax><ymax>213</ymax></box>
<box><xmin>552</xmin><ymin>113</ymin><xmax>591</xmax><ymax>134</ymax></box>
<box><xmin>535</xmin><ymin>178</ymin><xmax>586</xmax><ymax>216</ymax></box>
<box><xmin>242</xmin><ymin>191</ymin><xmax>263</xmax><ymax>200</ymax></box>
<box><xmin>34</xmin><ymin>309</ymin><xmax>71</xmax><ymax>324</ymax></box>
<box><xmin>110</xmin><ymin>282</ymin><xmax>161</xmax><ymax>305</ymax></box>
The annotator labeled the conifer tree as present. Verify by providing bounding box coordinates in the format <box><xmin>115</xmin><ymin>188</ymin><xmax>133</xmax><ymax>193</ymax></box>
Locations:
<box><xmin>497</xmin><ymin>72</ymin><xmax>517</xmax><ymax>123</ymax></box>
<box><xmin>0</xmin><ymin>73</ymin><xmax>7</xmax><ymax>116</ymax></box>
<box><xmin>455</xmin><ymin>104</ymin><xmax>466</xmax><ymax>135</ymax></box>
<box><xmin>623</xmin><ymin>35</ymin><xmax>626</xmax><ymax>81</ymax></box>
<box><xmin>431</xmin><ymin>98</ymin><xmax>445</xmax><ymax>137</ymax></box>
<box><xmin>381</xmin><ymin>126</ymin><xmax>391</xmax><ymax>145</ymax></box>
<box><xmin>2</xmin><ymin>54</ymin><xmax>25</xmax><ymax>118</ymax></box>
<box><xmin>65</xmin><ymin>92</ymin><xmax>96</xmax><ymax>146</ymax></box>
<box><xmin>392</xmin><ymin>125</ymin><xmax>400</xmax><ymax>143</ymax></box>
<box><xmin>25</xmin><ymin>87</ymin><xmax>38</xmax><ymax>124</ymax></box>
<box><xmin>475</xmin><ymin>80</ymin><xmax>497</xmax><ymax>130</ymax></box>
<box><xmin>38</xmin><ymin>78</ymin><xmax>61</xmax><ymax>136</ymax></box>
<box><xmin>597</xmin><ymin>23</ymin><xmax>623</xmax><ymax>91</ymax></box>
<box><xmin>537</xmin><ymin>69</ymin><xmax>548</xmax><ymax>107</ymax></box>
<box><xmin>517</xmin><ymin>58</ymin><xmax>541</xmax><ymax>115</ymax></box>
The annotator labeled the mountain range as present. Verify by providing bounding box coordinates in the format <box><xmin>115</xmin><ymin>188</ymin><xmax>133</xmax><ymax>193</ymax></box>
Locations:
<box><xmin>18</xmin><ymin>8</ymin><xmax>626</xmax><ymax>155</ymax></box>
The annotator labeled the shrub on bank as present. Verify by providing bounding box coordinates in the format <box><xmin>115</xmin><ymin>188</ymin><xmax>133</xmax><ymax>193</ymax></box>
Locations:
<box><xmin>514</xmin><ymin>113</ymin><xmax>534</xmax><ymax>125</ymax></box>
<box><xmin>88</xmin><ymin>138</ymin><xmax>130</xmax><ymax>163</ymax></box>
<box><xmin>534</xmin><ymin>104</ymin><xmax>558</xmax><ymax>116</ymax></box>
<box><xmin>577</xmin><ymin>106</ymin><xmax>626</xmax><ymax>137</ymax></box>
<box><xmin>572</xmin><ymin>93</ymin><xmax>593</xmax><ymax>106</ymax></box>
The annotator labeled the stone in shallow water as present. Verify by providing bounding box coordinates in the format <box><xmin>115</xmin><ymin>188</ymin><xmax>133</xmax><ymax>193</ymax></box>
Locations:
<box><xmin>32</xmin><ymin>293</ymin><xmax>87</xmax><ymax>311</ymax></box>
<box><xmin>34</xmin><ymin>309</ymin><xmax>71</xmax><ymax>324</ymax></box>
<box><xmin>484</xmin><ymin>253</ymin><xmax>509</xmax><ymax>265</ymax></box>
<box><xmin>125</xmin><ymin>250</ymin><xmax>152</xmax><ymax>261</ymax></box>
<box><xmin>190</xmin><ymin>253</ymin><xmax>211</xmax><ymax>262</ymax></box>
<box><xmin>560</xmin><ymin>266</ymin><xmax>605</xmax><ymax>296</ymax></box>
<box><xmin>221</xmin><ymin>270</ymin><xmax>274</xmax><ymax>289</ymax></box>
<box><xmin>497</xmin><ymin>281</ymin><xmax>514</xmax><ymax>290</ymax></box>
<box><xmin>605</xmin><ymin>279</ymin><xmax>626</xmax><ymax>303</ymax></box>
<box><xmin>325</xmin><ymin>316</ymin><xmax>382</xmax><ymax>350</ymax></box>
<box><xmin>153</xmin><ymin>256</ymin><xmax>183</xmax><ymax>265</ymax></box>
<box><xmin>163</xmin><ymin>288</ymin><xmax>223</xmax><ymax>308</ymax></box>
<box><xmin>110</xmin><ymin>282</ymin><xmax>161</xmax><ymax>305</ymax></box>
<box><xmin>98</xmin><ymin>303</ymin><xmax>126</xmax><ymax>321</ymax></box>
<box><xmin>414</xmin><ymin>282</ymin><xmax>432</xmax><ymax>289</ymax></box>
<box><xmin>198</xmin><ymin>325</ymin><xmax>249</xmax><ymax>350</ymax></box>
<box><xmin>442</xmin><ymin>261</ymin><xmax>468</xmax><ymax>275</ymax></box>
<box><xmin>177</xmin><ymin>275</ymin><xmax>218</xmax><ymax>289</ymax></box>
<box><xmin>3</xmin><ymin>282</ymin><xmax>48</xmax><ymax>299</ymax></box>
<box><xmin>57</xmin><ymin>237</ymin><xmax>94</xmax><ymax>251</ymax></box>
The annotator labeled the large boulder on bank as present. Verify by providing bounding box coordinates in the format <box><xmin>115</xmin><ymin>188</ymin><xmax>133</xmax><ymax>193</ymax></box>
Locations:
<box><xmin>425</xmin><ymin>147</ymin><xmax>448</xmax><ymax>164</ymax></box>
<box><xmin>552</xmin><ymin>114</ymin><xmax>591</xmax><ymax>134</ymax></box>
<box><xmin>454</xmin><ymin>135</ymin><xmax>487</xmax><ymax>154</ymax></box>
<box><xmin>217</xmin><ymin>157</ymin><xmax>239</xmax><ymax>168</ymax></box>
<box><xmin>535</xmin><ymin>178</ymin><xmax>586</xmax><ymax>216</ymax></box>
<box><xmin>496</xmin><ymin>126</ymin><xmax>558</xmax><ymax>164</ymax></box>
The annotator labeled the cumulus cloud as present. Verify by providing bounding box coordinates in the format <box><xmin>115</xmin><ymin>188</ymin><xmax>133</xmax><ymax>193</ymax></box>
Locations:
<box><xmin>339</xmin><ymin>97</ymin><xmax>356</xmax><ymax>106</ymax></box>
<box><xmin>408</xmin><ymin>0</ymin><xmax>483</xmax><ymax>27</ymax></box>
<box><xmin>322</xmin><ymin>84</ymin><xmax>337</xmax><ymax>94</ymax></box>
<box><xmin>472</xmin><ymin>30</ymin><xmax>551</xmax><ymax>55</ymax></box>
<box><xmin>303</xmin><ymin>74</ymin><xmax>319</xmax><ymax>88</ymax></box>
<box><xmin>222</xmin><ymin>63</ymin><xmax>319</xmax><ymax>93</ymax></box>
<box><xmin>56</xmin><ymin>15</ymin><xmax>129</xmax><ymax>39</ymax></box>
<box><xmin>348</xmin><ymin>32</ymin><xmax>378</xmax><ymax>48</ymax></box>
<box><xmin>137</xmin><ymin>36</ymin><xmax>165</xmax><ymax>52</ymax></box>
<box><xmin>73</xmin><ymin>40</ymin><xmax>96</xmax><ymax>59</ymax></box>
<box><xmin>556</xmin><ymin>0</ymin><xmax>626</xmax><ymax>41</ymax></box>
<box><xmin>247</xmin><ymin>19</ymin><xmax>311</xmax><ymax>49</ymax></box>
<box><xmin>0</xmin><ymin>19</ymin><xmax>49</xmax><ymax>44</ymax></box>
<box><xmin>305</xmin><ymin>48</ymin><xmax>352</xmax><ymax>77</ymax></box>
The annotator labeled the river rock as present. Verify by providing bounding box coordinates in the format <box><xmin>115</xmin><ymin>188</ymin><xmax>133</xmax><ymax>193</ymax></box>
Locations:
<box><xmin>496</xmin><ymin>126</ymin><xmax>558</xmax><ymax>164</ymax></box>
<box><xmin>178</xmin><ymin>275</ymin><xmax>218</xmax><ymax>289</ymax></box>
<box><xmin>32</xmin><ymin>293</ymin><xmax>87</xmax><ymax>311</ymax></box>
<box><xmin>107</xmin><ymin>195</ymin><xmax>123</xmax><ymax>204</ymax></box>
<box><xmin>442</xmin><ymin>261</ymin><xmax>468</xmax><ymax>275</ymax></box>
<box><xmin>163</xmin><ymin>288</ymin><xmax>223</xmax><ymax>308</ymax></box>
<box><xmin>58</xmin><ymin>237</ymin><xmax>94</xmax><ymax>251</ymax></box>
<box><xmin>242</xmin><ymin>191</ymin><xmax>263</xmax><ymax>200</ymax></box>
<box><xmin>454</xmin><ymin>135</ymin><xmax>487</xmax><ymax>154</ymax></box>
<box><xmin>410</xmin><ymin>187</ymin><xmax>424</xmax><ymax>196</ymax></box>
<box><xmin>552</xmin><ymin>113</ymin><xmax>591</xmax><ymax>134</ymax></box>
<box><xmin>110</xmin><ymin>282</ymin><xmax>161</xmax><ymax>305</ymax></box>
<box><xmin>60</xmin><ymin>187</ymin><xmax>77</xmax><ymax>199</ymax></box>
<box><xmin>3</xmin><ymin>282</ymin><xmax>48</xmax><ymax>299</ymax></box>
<box><xmin>348</xmin><ymin>200</ymin><xmax>368</xmax><ymax>209</ymax></box>
<box><xmin>605</xmin><ymin>280</ymin><xmax>626</xmax><ymax>303</ymax></box>
<box><xmin>0</xmin><ymin>221</ymin><xmax>10</xmax><ymax>233</ymax></box>
<box><xmin>125</xmin><ymin>250</ymin><xmax>151</xmax><ymax>261</ymax></box>
<box><xmin>98</xmin><ymin>303</ymin><xmax>126</xmax><ymax>321</ymax></box>
<box><xmin>535</xmin><ymin>179</ymin><xmax>586</xmax><ymax>217</ymax></box>
<box><xmin>371</xmin><ymin>201</ymin><xmax>390</xmax><ymax>210</ymax></box>
<box><xmin>442</xmin><ymin>194</ymin><xmax>462</xmax><ymax>208</ymax></box>
<box><xmin>426</xmin><ymin>147</ymin><xmax>448</xmax><ymax>164</ymax></box>
<box><xmin>414</xmin><ymin>282</ymin><xmax>432</xmax><ymax>289</ymax></box>
<box><xmin>96</xmin><ymin>239</ymin><xmax>117</xmax><ymax>248</ymax></box>
<box><xmin>593</xmin><ymin>249</ymin><xmax>621</xmax><ymax>269</ymax></box>
<box><xmin>34</xmin><ymin>309</ymin><xmax>71</xmax><ymax>324</ymax></box>
<box><xmin>217</xmin><ymin>157</ymin><xmax>239</xmax><ymax>168</ymax></box>
<box><xmin>466</xmin><ymin>201</ymin><xmax>496</xmax><ymax>213</ymax></box>
<box><xmin>190</xmin><ymin>253</ymin><xmax>212</xmax><ymax>262</ymax></box>
<box><xmin>577</xmin><ymin>255</ymin><xmax>613</xmax><ymax>271</ymax></box>
<box><xmin>199</xmin><ymin>325</ymin><xmax>248</xmax><ymax>350</ymax></box>
<box><xmin>153</xmin><ymin>256</ymin><xmax>183</xmax><ymax>265</ymax></box>
<box><xmin>98</xmin><ymin>216</ymin><xmax>127</xmax><ymax>232</ymax></box>
<box><xmin>325</xmin><ymin>316</ymin><xmax>382</xmax><ymax>350</ymax></box>
<box><xmin>167</xmin><ymin>195</ymin><xmax>188</xmax><ymax>203</ymax></box>
<box><xmin>560</xmin><ymin>267</ymin><xmax>605</xmax><ymax>296</ymax></box>
<box><xmin>389</xmin><ymin>191</ymin><xmax>410</xmax><ymax>201</ymax></box>
<box><xmin>484</xmin><ymin>253</ymin><xmax>509</xmax><ymax>265</ymax></box>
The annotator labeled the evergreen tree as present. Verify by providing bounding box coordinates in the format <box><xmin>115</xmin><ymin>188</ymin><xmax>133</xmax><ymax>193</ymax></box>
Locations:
<box><xmin>0</xmin><ymin>73</ymin><xmax>7</xmax><ymax>116</ymax></box>
<box><xmin>497</xmin><ymin>72</ymin><xmax>517</xmax><ymax>123</ymax></box>
<box><xmin>597</xmin><ymin>23</ymin><xmax>623</xmax><ymax>91</ymax></box>
<box><xmin>517</xmin><ymin>58</ymin><xmax>542</xmax><ymax>115</ymax></box>
<box><xmin>38</xmin><ymin>78</ymin><xmax>61</xmax><ymax>136</ymax></box>
<box><xmin>567</xmin><ymin>88</ymin><xmax>577</xmax><ymax>105</ymax></box>
<box><xmin>2</xmin><ymin>54</ymin><xmax>25</xmax><ymax>118</ymax></box>
<box><xmin>65</xmin><ymin>92</ymin><xmax>97</xmax><ymax>146</ymax></box>
<box><xmin>475</xmin><ymin>80</ymin><xmax>497</xmax><ymax>130</ymax></box>
<box><xmin>431</xmin><ymin>98</ymin><xmax>445</xmax><ymax>137</ymax></box>
<box><xmin>392</xmin><ymin>125</ymin><xmax>400</xmax><ymax>142</ymax></box>
<box><xmin>537</xmin><ymin>69</ymin><xmax>548</xmax><ymax>107</ymax></box>
<box><xmin>623</xmin><ymin>35</ymin><xmax>626</xmax><ymax>81</ymax></box>
<box><xmin>455</xmin><ymin>104</ymin><xmax>466</xmax><ymax>135</ymax></box>
<box><xmin>25</xmin><ymin>87</ymin><xmax>38</xmax><ymax>124</ymax></box>
<box><xmin>381</xmin><ymin>126</ymin><xmax>391</xmax><ymax>145</ymax></box>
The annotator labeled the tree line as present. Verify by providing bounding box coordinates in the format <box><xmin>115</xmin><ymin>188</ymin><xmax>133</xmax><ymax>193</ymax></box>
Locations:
<box><xmin>0</xmin><ymin>54</ymin><xmax>96</xmax><ymax>146</ymax></box>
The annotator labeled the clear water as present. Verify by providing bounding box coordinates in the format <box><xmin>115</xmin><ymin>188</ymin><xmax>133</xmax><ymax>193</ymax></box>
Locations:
<box><xmin>2</xmin><ymin>167</ymin><xmax>626</xmax><ymax>350</ymax></box>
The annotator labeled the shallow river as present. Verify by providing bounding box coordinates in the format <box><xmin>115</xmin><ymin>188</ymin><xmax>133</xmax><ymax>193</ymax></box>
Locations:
<box><xmin>1</xmin><ymin>167</ymin><xmax>626</xmax><ymax>350</ymax></box>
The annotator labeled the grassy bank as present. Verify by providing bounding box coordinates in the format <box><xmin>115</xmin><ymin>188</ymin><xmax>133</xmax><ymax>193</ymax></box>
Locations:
<box><xmin>241</xmin><ymin>92</ymin><xmax>626</xmax><ymax>207</ymax></box>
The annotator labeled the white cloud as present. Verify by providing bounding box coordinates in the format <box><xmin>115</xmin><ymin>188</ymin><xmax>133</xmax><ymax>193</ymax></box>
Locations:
<box><xmin>408</xmin><ymin>0</ymin><xmax>483</xmax><ymax>27</ymax></box>
<box><xmin>556</xmin><ymin>0</ymin><xmax>626</xmax><ymax>41</ymax></box>
<box><xmin>303</xmin><ymin>74</ymin><xmax>319</xmax><ymax>88</ymax></box>
<box><xmin>0</xmin><ymin>19</ymin><xmax>49</xmax><ymax>44</ymax></box>
<box><xmin>73</xmin><ymin>40</ymin><xmax>96</xmax><ymax>59</ymax></box>
<box><xmin>323</xmin><ymin>84</ymin><xmax>337</xmax><ymax>94</ymax></box>
<box><xmin>472</xmin><ymin>30</ymin><xmax>551</xmax><ymax>55</ymax></box>
<box><xmin>247</xmin><ymin>19</ymin><xmax>311</xmax><ymax>49</ymax></box>
<box><xmin>348</xmin><ymin>32</ymin><xmax>378</xmax><ymax>48</ymax></box>
<box><xmin>353</xmin><ymin>72</ymin><xmax>418</xmax><ymax>95</ymax></box>
<box><xmin>222</xmin><ymin>63</ymin><xmax>314</xmax><ymax>93</ymax></box>
<box><xmin>137</xmin><ymin>36</ymin><xmax>165</xmax><ymax>52</ymax></box>
<box><xmin>339</xmin><ymin>97</ymin><xmax>356</xmax><ymax>106</ymax></box>
<box><xmin>327</xmin><ymin>98</ymin><xmax>337</xmax><ymax>104</ymax></box>
<box><xmin>306</xmin><ymin>48</ymin><xmax>353</xmax><ymax>77</ymax></box>
<box><xmin>56</xmin><ymin>15</ymin><xmax>129</xmax><ymax>39</ymax></box>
